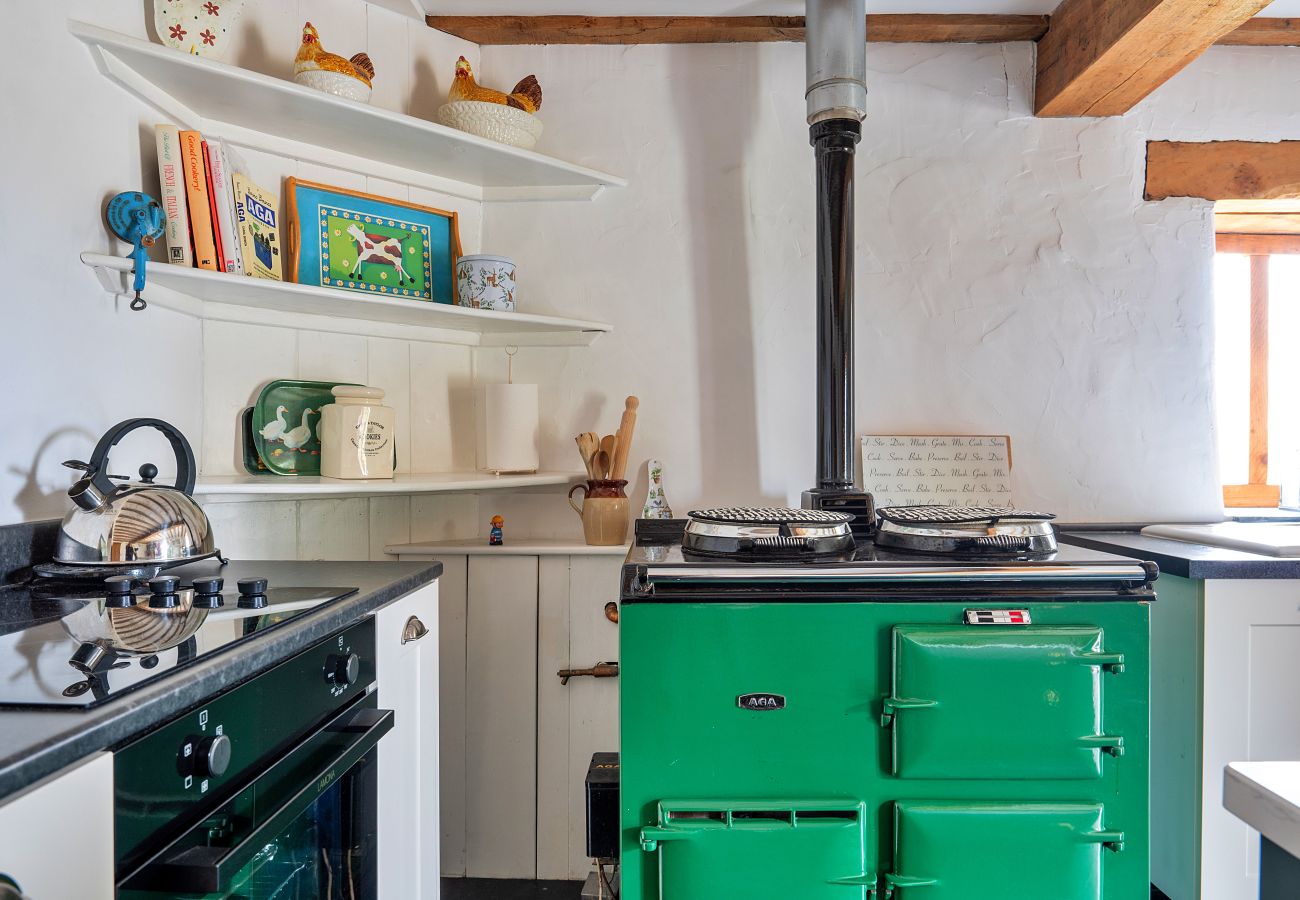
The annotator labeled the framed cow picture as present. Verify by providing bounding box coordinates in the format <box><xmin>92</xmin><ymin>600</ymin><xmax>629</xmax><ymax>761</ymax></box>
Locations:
<box><xmin>285</xmin><ymin>179</ymin><xmax>461</xmax><ymax>304</ymax></box>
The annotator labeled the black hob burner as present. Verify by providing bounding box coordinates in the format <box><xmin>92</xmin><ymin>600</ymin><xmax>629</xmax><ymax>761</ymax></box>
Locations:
<box><xmin>0</xmin><ymin>572</ymin><xmax>358</xmax><ymax>708</ymax></box>
<box><xmin>683</xmin><ymin>507</ymin><xmax>857</xmax><ymax>559</ymax></box>
<box><xmin>874</xmin><ymin>505</ymin><xmax>1058</xmax><ymax>557</ymax></box>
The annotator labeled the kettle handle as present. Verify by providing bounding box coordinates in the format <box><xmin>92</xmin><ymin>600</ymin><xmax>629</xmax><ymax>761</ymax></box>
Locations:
<box><xmin>83</xmin><ymin>419</ymin><xmax>197</xmax><ymax>498</ymax></box>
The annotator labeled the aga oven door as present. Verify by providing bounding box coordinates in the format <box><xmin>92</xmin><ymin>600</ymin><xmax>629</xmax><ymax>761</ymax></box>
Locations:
<box><xmin>638</xmin><ymin>800</ymin><xmax>874</xmax><ymax>899</ymax></box>
<box><xmin>884</xmin><ymin>800</ymin><xmax>1126</xmax><ymax>899</ymax></box>
<box><xmin>882</xmin><ymin>626</ymin><xmax>1126</xmax><ymax>779</ymax></box>
<box><xmin>118</xmin><ymin>696</ymin><xmax>393</xmax><ymax>900</ymax></box>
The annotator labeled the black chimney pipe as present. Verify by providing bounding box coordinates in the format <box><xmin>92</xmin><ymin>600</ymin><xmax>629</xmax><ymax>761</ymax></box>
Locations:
<box><xmin>811</xmin><ymin>118</ymin><xmax>859</xmax><ymax>493</ymax></box>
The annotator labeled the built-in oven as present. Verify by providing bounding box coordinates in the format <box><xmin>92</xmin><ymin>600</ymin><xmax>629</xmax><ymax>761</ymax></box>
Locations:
<box><xmin>113</xmin><ymin>619</ymin><xmax>391</xmax><ymax>899</ymax></box>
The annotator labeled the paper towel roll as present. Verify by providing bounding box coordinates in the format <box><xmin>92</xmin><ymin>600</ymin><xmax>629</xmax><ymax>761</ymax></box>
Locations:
<box><xmin>486</xmin><ymin>383</ymin><xmax>540</xmax><ymax>474</ymax></box>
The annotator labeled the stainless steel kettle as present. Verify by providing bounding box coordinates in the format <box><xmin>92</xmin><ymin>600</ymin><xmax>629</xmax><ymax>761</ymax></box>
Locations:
<box><xmin>50</xmin><ymin>419</ymin><xmax>221</xmax><ymax>577</ymax></box>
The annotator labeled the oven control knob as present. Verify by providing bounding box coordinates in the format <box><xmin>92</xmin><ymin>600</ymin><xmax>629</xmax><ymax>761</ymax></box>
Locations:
<box><xmin>325</xmin><ymin>653</ymin><xmax>360</xmax><ymax>688</ymax></box>
<box><xmin>195</xmin><ymin>734</ymin><xmax>232</xmax><ymax>778</ymax></box>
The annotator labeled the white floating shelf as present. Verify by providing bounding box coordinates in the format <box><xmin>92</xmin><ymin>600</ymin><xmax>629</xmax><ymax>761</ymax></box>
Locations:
<box><xmin>386</xmin><ymin>539</ymin><xmax>629</xmax><ymax>557</ymax></box>
<box><xmin>82</xmin><ymin>253</ymin><xmax>610</xmax><ymax>347</ymax></box>
<box><xmin>195</xmin><ymin>471</ymin><xmax>581</xmax><ymax>501</ymax></box>
<box><xmin>69</xmin><ymin>20</ymin><xmax>626</xmax><ymax>203</ymax></box>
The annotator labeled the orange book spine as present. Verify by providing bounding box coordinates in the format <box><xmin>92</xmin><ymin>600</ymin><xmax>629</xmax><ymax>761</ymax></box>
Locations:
<box><xmin>180</xmin><ymin>130</ymin><xmax>217</xmax><ymax>271</ymax></box>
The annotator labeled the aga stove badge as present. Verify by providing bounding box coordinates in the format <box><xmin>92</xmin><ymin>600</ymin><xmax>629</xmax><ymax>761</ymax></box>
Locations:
<box><xmin>737</xmin><ymin>693</ymin><xmax>786</xmax><ymax>711</ymax></box>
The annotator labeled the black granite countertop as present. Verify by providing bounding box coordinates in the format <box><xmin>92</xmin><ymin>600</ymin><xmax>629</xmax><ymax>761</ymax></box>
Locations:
<box><xmin>0</xmin><ymin>558</ymin><xmax>441</xmax><ymax>802</ymax></box>
<box><xmin>1059</xmin><ymin>531</ymin><xmax>1300</xmax><ymax>580</ymax></box>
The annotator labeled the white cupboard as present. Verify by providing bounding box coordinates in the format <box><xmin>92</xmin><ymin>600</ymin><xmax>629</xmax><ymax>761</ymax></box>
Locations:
<box><xmin>1152</xmin><ymin>575</ymin><xmax>1300</xmax><ymax>900</ymax></box>
<box><xmin>0</xmin><ymin>753</ymin><xmax>114</xmax><ymax>899</ymax></box>
<box><xmin>376</xmin><ymin>582</ymin><xmax>441</xmax><ymax>899</ymax></box>
<box><xmin>388</xmin><ymin>542</ymin><xmax>625</xmax><ymax>881</ymax></box>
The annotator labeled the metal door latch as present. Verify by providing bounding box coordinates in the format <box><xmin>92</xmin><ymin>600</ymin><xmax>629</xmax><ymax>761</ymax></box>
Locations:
<box><xmin>558</xmin><ymin>661</ymin><xmax>619</xmax><ymax>685</ymax></box>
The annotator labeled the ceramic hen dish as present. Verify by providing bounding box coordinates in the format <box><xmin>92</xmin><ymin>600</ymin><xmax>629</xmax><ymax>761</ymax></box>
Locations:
<box><xmin>250</xmin><ymin>379</ymin><xmax>357</xmax><ymax>476</ymax></box>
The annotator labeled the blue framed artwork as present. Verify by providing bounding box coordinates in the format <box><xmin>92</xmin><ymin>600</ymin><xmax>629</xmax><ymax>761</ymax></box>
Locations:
<box><xmin>285</xmin><ymin>178</ymin><xmax>462</xmax><ymax>304</ymax></box>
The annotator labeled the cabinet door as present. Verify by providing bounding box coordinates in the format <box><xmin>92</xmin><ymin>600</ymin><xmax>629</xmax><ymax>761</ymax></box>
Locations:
<box><xmin>1201</xmin><ymin>580</ymin><xmax>1300</xmax><ymax>900</ymax></box>
<box><xmin>376</xmin><ymin>583</ymin><xmax>440</xmax><ymax>899</ymax></box>
<box><xmin>466</xmin><ymin>555</ymin><xmax>539</xmax><ymax>878</ymax></box>
<box><xmin>888</xmin><ymin>801</ymin><xmax>1123</xmax><ymax>900</ymax></box>
<box><xmin>0</xmin><ymin>753</ymin><xmax>114</xmax><ymax>899</ymax></box>
<box><xmin>537</xmin><ymin>555</ymin><xmax>623</xmax><ymax>879</ymax></box>
<box><xmin>885</xmin><ymin>626</ymin><xmax>1125</xmax><ymax>779</ymax></box>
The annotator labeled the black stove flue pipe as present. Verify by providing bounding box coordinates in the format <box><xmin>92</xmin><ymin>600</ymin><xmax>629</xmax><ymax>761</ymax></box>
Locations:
<box><xmin>801</xmin><ymin>0</ymin><xmax>873</xmax><ymax>519</ymax></box>
<box><xmin>811</xmin><ymin>118</ymin><xmax>860</xmax><ymax>493</ymax></box>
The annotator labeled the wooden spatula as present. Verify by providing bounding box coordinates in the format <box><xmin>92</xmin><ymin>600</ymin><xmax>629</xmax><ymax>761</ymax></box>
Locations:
<box><xmin>599</xmin><ymin>434</ymin><xmax>617</xmax><ymax>479</ymax></box>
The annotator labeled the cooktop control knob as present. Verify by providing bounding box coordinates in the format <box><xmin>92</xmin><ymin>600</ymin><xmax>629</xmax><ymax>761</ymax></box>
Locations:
<box><xmin>195</xmin><ymin>734</ymin><xmax>232</xmax><ymax>778</ymax></box>
<box><xmin>148</xmin><ymin>575</ymin><xmax>181</xmax><ymax>609</ymax></box>
<box><xmin>192</xmin><ymin>576</ymin><xmax>225</xmax><ymax>610</ymax></box>
<box><xmin>325</xmin><ymin>653</ymin><xmax>360</xmax><ymax>688</ymax></box>
<box><xmin>104</xmin><ymin>575</ymin><xmax>135</xmax><ymax>609</ymax></box>
<box><xmin>237</xmin><ymin>577</ymin><xmax>269</xmax><ymax>610</ymax></box>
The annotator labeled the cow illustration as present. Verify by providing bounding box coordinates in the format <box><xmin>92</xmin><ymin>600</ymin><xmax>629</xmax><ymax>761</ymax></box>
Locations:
<box><xmin>346</xmin><ymin>222</ymin><xmax>415</xmax><ymax>286</ymax></box>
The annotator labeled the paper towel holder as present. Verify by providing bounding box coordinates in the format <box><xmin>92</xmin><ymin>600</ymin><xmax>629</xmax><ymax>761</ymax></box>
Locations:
<box><xmin>485</xmin><ymin>346</ymin><xmax>541</xmax><ymax>475</ymax></box>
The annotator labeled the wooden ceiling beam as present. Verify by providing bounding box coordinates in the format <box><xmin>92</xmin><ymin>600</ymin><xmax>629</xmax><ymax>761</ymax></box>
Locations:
<box><xmin>1219</xmin><ymin>17</ymin><xmax>1300</xmax><ymax>45</ymax></box>
<box><xmin>425</xmin><ymin>14</ymin><xmax>1051</xmax><ymax>46</ymax></box>
<box><xmin>1147</xmin><ymin>141</ymin><xmax>1300</xmax><ymax>201</ymax></box>
<box><xmin>1035</xmin><ymin>0</ymin><xmax>1274</xmax><ymax>117</ymax></box>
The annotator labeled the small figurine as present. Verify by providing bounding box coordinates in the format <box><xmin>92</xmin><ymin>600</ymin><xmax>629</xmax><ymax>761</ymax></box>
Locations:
<box><xmin>489</xmin><ymin>515</ymin><xmax>505</xmax><ymax>546</ymax></box>
<box><xmin>294</xmin><ymin>22</ymin><xmax>375</xmax><ymax>103</ymax></box>
<box><xmin>642</xmin><ymin>459</ymin><xmax>674</xmax><ymax>520</ymax></box>
<box><xmin>448</xmin><ymin>57</ymin><xmax>542</xmax><ymax>114</ymax></box>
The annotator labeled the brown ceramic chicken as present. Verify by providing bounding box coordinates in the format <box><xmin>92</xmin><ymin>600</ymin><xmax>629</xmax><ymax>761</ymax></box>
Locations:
<box><xmin>294</xmin><ymin>22</ymin><xmax>375</xmax><ymax>89</ymax></box>
<box><xmin>448</xmin><ymin>57</ymin><xmax>542</xmax><ymax>114</ymax></box>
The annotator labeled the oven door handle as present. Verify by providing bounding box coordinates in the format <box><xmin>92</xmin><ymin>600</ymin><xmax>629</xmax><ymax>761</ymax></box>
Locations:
<box><xmin>121</xmin><ymin>704</ymin><xmax>394</xmax><ymax>895</ymax></box>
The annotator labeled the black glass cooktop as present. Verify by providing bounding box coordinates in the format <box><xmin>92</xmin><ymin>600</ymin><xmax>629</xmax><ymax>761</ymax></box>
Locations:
<box><xmin>0</xmin><ymin>573</ymin><xmax>356</xmax><ymax>708</ymax></box>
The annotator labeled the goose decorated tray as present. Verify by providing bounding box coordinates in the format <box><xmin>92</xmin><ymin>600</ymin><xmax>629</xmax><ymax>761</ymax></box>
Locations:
<box><xmin>249</xmin><ymin>379</ymin><xmax>357</xmax><ymax>476</ymax></box>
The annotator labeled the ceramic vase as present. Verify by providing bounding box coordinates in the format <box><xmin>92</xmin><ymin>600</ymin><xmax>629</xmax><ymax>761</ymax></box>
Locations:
<box><xmin>642</xmin><ymin>459</ymin><xmax>674</xmax><ymax>519</ymax></box>
<box><xmin>153</xmin><ymin>0</ymin><xmax>246</xmax><ymax>61</ymax></box>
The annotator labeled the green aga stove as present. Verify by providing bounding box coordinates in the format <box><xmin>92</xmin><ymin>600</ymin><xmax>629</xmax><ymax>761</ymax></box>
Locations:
<box><xmin>617</xmin><ymin>507</ymin><xmax>1156</xmax><ymax>900</ymax></box>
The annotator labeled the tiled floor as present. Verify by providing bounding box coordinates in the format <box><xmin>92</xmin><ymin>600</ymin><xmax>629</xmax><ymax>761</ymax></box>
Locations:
<box><xmin>441</xmin><ymin>879</ymin><xmax>585</xmax><ymax>900</ymax></box>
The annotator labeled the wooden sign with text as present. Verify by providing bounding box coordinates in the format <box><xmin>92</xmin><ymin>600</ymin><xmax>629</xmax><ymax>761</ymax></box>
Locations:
<box><xmin>861</xmin><ymin>435</ymin><xmax>1013</xmax><ymax>508</ymax></box>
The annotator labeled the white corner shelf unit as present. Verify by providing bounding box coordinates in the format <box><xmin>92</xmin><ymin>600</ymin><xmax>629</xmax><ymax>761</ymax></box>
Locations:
<box><xmin>366</xmin><ymin>0</ymin><xmax>437</xmax><ymax>21</ymax></box>
<box><xmin>82</xmin><ymin>253</ymin><xmax>610</xmax><ymax>347</ymax></box>
<box><xmin>69</xmin><ymin>20</ymin><xmax>626</xmax><ymax>203</ymax></box>
<box><xmin>385</xmin><ymin>539</ymin><xmax>630</xmax><ymax>556</ymax></box>
<box><xmin>194</xmin><ymin>471</ymin><xmax>582</xmax><ymax>501</ymax></box>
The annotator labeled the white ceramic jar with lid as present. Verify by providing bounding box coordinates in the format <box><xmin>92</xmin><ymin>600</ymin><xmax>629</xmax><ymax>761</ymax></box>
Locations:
<box><xmin>319</xmin><ymin>386</ymin><xmax>395</xmax><ymax>479</ymax></box>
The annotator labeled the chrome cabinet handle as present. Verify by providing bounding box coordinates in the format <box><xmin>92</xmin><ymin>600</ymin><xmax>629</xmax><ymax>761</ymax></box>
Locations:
<box><xmin>402</xmin><ymin>615</ymin><xmax>429</xmax><ymax>645</ymax></box>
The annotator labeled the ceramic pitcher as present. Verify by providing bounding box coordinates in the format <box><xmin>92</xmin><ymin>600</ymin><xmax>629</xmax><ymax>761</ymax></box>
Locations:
<box><xmin>568</xmin><ymin>479</ymin><xmax>629</xmax><ymax>546</ymax></box>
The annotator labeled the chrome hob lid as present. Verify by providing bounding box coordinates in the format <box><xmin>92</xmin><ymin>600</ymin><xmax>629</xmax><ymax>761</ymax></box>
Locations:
<box><xmin>874</xmin><ymin>506</ymin><xmax>1058</xmax><ymax>557</ymax></box>
<box><xmin>683</xmin><ymin>507</ymin><xmax>856</xmax><ymax>558</ymax></box>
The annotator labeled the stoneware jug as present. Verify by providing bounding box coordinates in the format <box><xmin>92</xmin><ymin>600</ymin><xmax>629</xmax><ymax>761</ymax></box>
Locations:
<box><xmin>568</xmin><ymin>479</ymin><xmax>629</xmax><ymax>546</ymax></box>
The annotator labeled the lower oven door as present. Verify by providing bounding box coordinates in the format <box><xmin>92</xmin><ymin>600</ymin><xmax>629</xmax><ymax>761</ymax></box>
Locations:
<box><xmin>885</xmin><ymin>800</ymin><xmax>1125</xmax><ymax>899</ymax></box>
<box><xmin>118</xmin><ymin>695</ymin><xmax>393</xmax><ymax>900</ymax></box>
<box><xmin>639</xmin><ymin>800</ymin><xmax>873</xmax><ymax>899</ymax></box>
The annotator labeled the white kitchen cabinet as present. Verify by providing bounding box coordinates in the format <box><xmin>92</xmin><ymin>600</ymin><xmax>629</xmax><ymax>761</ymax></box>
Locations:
<box><xmin>387</xmin><ymin>542</ymin><xmax>625</xmax><ymax>881</ymax></box>
<box><xmin>376</xmin><ymin>582</ymin><xmax>440</xmax><ymax>899</ymax></box>
<box><xmin>0</xmin><ymin>752</ymin><xmax>114</xmax><ymax>899</ymax></box>
<box><xmin>1152</xmin><ymin>575</ymin><xmax>1300</xmax><ymax>900</ymax></box>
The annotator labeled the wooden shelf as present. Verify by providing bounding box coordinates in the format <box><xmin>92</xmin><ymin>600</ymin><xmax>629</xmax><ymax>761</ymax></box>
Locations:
<box><xmin>194</xmin><ymin>471</ymin><xmax>581</xmax><ymax>501</ymax></box>
<box><xmin>69</xmin><ymin>20</ymin><xmax>626</xmax><ymax>203</ymax></box>
<box><xmin>82</xmin><ymin>253</ymin><xmax>610</xmax><ymax>347</ymax></box>
<box><xmin>386</xmin><ymin>539</ymin><xmax>629</xmax><ymax>556</ymax></box>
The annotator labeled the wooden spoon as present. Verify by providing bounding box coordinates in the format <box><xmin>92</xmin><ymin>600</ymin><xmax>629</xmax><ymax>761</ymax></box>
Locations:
<box><xmin>599</xmin><ymin>435</ymin><xmax>618</xmax><ymax>479</ymax></box>
<box><xmin>593</xmin><ymin>449</ymin><xmax>611</xmax><ymax>481</ymax></box>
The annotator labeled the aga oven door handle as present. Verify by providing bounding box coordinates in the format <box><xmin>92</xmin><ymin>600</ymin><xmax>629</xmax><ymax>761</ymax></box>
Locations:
<box><xmin>121</xmin><ymin>701</ymin><xmax>395</xmax><ymax>895</ymax></box>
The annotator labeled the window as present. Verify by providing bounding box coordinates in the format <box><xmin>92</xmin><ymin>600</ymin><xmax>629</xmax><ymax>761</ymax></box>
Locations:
<box><xmin>1214</xmin><ymin>221</ymin><xmax>1300</xmax><ymax>508</ymax></box>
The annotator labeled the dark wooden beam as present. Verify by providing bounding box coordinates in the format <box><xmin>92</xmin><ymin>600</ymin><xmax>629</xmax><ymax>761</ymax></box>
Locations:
<box><xmin>1147</xmin><ymin>141</ymin><xmax>1300</xmax><ymax>201</ymax></box>
<box><xmin>1035</xmin><ymin>0</ymin><xmax>1273</xmax><ymax>117</ymax></box>
<box><xmin>1219</xmin><ymin>17</ymin><xmax>1300</xmax><ymax>46</ymax></box>
<box><xmin>425</xmin><ymin>14</ymin><xmax>1050</xmax><ymax>46</ymax></box>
